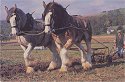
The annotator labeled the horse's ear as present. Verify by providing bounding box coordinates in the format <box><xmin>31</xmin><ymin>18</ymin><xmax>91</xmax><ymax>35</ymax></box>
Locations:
<box><xmin>64</xmin><ymin>4</ymin><xmax>70</xmax><ymax>10</ymax></box>
<box><xmin>14</xmin><ymin>4</ymin><xmax>17</xmax><ymax>8</ymax></box>
<box><xmin>53</xmin><ymin>0</ymin><xmax>54</xmax><ymax>3</ymax></box>
<box><xmin>43</xmin><ymin>1</ymin><xmax>46</xmax><ymax>8</ymax></box>
<box><xmin>5</xmin><ymin>6</ymin><xmax>8</xmax><ymax>13</ymax></box>
<box><xmin>31</xmin><ymin>11</ymin><xmax>35</xmax><ymax>15</ymax></box>
<box><xmin>14</xmin><ymin>4</ymin><xmax>17</xmax><ymax>11</ymax></box>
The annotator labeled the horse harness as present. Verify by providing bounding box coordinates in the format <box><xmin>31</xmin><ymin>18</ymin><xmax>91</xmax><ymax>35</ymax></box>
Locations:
<box><xmin>45</xmin><ymin>15</ymin><xmax>89</xmax><ymax>34</ymax></box>
<box><xmin>14</xmin><ymin>13</ymin><xmax>45</xmax><ymax>36</ymax></box>
<box><xmin>14</xmin><ymin>13</ymin><xmax>88</xmax><ymax>36</ymax></box>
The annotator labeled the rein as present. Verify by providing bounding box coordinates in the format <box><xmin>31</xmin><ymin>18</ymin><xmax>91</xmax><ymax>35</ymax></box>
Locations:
<box><xmin>18</xmin><ymin>19</ymin><xmax>88</xmax><ymax>36</ymax></box>
<box><xmin>17</xmin><ymin>30</ymin><xmax>45</xmax><ymax>36</ymax></box>
<box><xmin>52</xmin><ymin>22</ymin><xmax>88</xmax><ymax>32</ymax></box>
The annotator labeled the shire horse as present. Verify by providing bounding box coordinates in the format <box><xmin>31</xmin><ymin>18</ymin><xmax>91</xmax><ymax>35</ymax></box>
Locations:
<box><xmin>42</xmin><ymin>1</ymin><xmax>93</xmax><ymax>72</ymax></box>
<box><xmin>5</xmin><ymin>4</ymin><xmax>61</xmax><ymax>73</ymax></box>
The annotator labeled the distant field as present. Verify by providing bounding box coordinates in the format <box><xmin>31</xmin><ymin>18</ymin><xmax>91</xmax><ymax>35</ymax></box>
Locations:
<box><xmin>0</xmin><ymin>35</ymin><xmax>125</xmax><ymax>81</ymax></box>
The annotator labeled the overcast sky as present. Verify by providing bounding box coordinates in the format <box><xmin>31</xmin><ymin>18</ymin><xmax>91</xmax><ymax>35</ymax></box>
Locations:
<box><xmin>1</xmin><ymin>0</ymin><xmax>125</xmax><ymax>20</ymax></box>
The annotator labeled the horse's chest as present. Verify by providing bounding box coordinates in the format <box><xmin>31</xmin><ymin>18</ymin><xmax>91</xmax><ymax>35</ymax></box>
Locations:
<box><xmin>52</xmin><ymin>33</ymin><xmax>67</xmax><ymax>45</ymax></box>
<box><xmin>17</xmin><ymin>36</ymin><xmax>29</xmax><ymax>46</ymax></box>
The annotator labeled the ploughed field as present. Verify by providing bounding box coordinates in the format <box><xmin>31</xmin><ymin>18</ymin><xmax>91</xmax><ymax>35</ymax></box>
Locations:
<box><xmin>0</xmin><ymin>35</ymin><xmax>125</xmax><ymax>81</ymax></box>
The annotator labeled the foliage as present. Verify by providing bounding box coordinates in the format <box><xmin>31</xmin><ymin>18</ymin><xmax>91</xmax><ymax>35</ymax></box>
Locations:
<box><xmin>89</xmin><ymin>8</ymin><xmax>125</xmax><ymax>35</ymax></box>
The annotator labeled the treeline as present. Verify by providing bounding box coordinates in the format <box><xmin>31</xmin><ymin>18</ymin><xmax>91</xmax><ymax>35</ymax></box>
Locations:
<box><xmin>0</xmin><ymin>20</ymin><xmax>11</xmax><ymax>35</ymax></box>
<box><xmin>0</xmin><ymin>20</ymin><xmax>11</xmax><ymax>41</ymax></box>
<box><xmin>89</xmin><ymin>8</ymin><xmax>125</xmax><ymax>35</ymax></box>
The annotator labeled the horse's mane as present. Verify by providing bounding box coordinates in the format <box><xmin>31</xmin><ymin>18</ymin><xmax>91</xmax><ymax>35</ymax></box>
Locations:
<box><xmin>47</xmin><ymin>2</ymin><xmax>65</xmax><ymax>11</ymax></box>
<box><xmin>9</xmin><ymin>7</ymin><xmax>25</xmax><ymax>15</ymax></box>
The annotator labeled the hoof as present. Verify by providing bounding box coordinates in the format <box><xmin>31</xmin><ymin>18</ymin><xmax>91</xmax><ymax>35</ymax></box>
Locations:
<box><xmin>64</xmin><ymin>59</ymin><xmax>72</xmax><ymax>67</ymax></box>
<box><xmin>59</xmin><ymin>66</ymin><xmax>68</xmax><ymax>72</ymax></box>
<box><xmin>82</xmin><ymin>62</ymin><xmax>92</xmax><ymax>71</ymax></box>
<box><xmin>28</xmin><ymin>60</ymin><xmax>38</xmax><ymax>67</ymax></box>
<box><xmin>47</xmin><ymin>66</ymin><xmax>56</xmax><ymax>71</ymax></box>
<box><xmin>26</xmin><ymin>67</ymin><xmax>34</xmax><ymax>74</ymax></box>
<box><xmin>47</xmin><ymin>61</ymin><xmax>57</xmax><ymax>71</ymax></box>
<box><xmin>28</xmin><ymin>57</ymin><xmax>35</xmax><ymax>61</ymax></box>
<box><xmin>65</xmin><ymin>61</ymin><xmax>72</xmax><ymax>67</ymax></box>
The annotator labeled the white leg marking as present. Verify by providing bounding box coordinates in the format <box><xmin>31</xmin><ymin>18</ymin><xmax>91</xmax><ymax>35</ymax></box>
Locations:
<box><xmin>59</xmin><ymin>48</ymin><xmax>68</xmax><ymax>72</ymax></box>
<box><xmin>44</xmin><ymin>12</ymin><xmax>52</xmax><ymax>33</ymax></box>
<box><xmin>24</xmin><ymin>43</ymin><xmax>34</xmax><ymax>66</ymax></box>
<box><xmin>20</xmin><ymin>45</ymin><xmax>26</xmax><ymax>51</ymax></box>
<box><xmin>60</xmin><ymin>48</ymin><xmax>69</xmax><ymax>66</ymax></box>
<box><xmin>76</xmin><ymin>43</ymin><xmax>86</xmax><ymax>63</ymax></box>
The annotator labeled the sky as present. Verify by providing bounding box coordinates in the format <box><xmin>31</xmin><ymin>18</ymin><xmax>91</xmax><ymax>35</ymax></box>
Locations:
<box><xmin>0</xmin><ymin>0</ymin><xmax>125</xmax><ymax>20</ymax></box>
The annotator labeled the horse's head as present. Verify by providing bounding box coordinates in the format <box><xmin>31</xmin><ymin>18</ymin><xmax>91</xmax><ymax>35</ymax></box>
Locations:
<box><xmin>42</xmin><ymin>1</ymin><xmax>68</xmax><ymax>33</ymax></box>
<box><xmin>5</xmin><ymin>4</ymin><xmax>27</xmax><ymax>35</ymax></box>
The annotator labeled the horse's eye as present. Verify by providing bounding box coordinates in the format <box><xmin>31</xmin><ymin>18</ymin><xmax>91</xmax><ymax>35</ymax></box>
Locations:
<box><xmin>42</xmin><ymin>13</ymin><xmax>44</xmax><ymax>17</ymax></box>
<box><xmin>10</xmin><ymin>15</ymin><xmax>13</xmax><ymax>17</ymax></box>
<box><xmin>11</xmin><ymin>13</ymin><xmax>16</xmax><ymax>17</ymax></box>
<box><xmin>42</xmin><ymin>14</ymin><xmax>45</xmax><ymax>19</ymax></box>
<box><xmin>48</xmin><ymin>10</ymin><xmax>51</xmax><ymax>12</ymax></box>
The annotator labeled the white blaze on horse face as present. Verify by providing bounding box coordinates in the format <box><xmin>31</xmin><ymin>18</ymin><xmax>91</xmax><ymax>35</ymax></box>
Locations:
<box><xmin>10</xmin><ymin>14</ymin><xmax>16</xmax><ymax>27</ymax></box>
<box><xmin>10</xmin><ymin>13</ymin><xmax>18</xmax><ymax>35</ymax></box>
<box><xmin>11</xmin><ymin>28</ymin><xmax>18</xmax><ymax>35</ymax></box>
<box><xmin>44</xmin><ymin>12</ymin><xmax>52</xmax><ymax>33</ymax></box>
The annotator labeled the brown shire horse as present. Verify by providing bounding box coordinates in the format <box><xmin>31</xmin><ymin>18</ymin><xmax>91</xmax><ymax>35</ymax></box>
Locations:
<box><xmin>42</xmin><ymin>1</ymin><xmax>93</xmax><ymax>72</ymax></box>
<box><xmin>5</xmin><ymin>4</ymin><xmax>61</xmax><ymax>73</ymax></box>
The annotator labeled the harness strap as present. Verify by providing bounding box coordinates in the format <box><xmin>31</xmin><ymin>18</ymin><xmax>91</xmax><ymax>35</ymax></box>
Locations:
<box><xmin>11</xmin><ymin>26</ymin><xmax>17</xmax><ymax>28</ymax></box>
<box><xmin>53</xmin><ymin>23</ymin><xmax>88</xmax><ymax>31</ymax></box>
<box><xmin>17</xmin><ymin>30</ymin><xmax>45</xmax><ymax>36</ymax></box>
<box><xmin>44</xmin><ymin>24</ymin><xmax>51</xmax><ymax>26</ymax></box>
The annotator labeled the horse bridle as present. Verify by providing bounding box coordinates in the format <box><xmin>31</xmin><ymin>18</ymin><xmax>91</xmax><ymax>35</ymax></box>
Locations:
<box><xmin>9</xmin><ymin>12</ymin><xmax>21</xmax><ymax>28</ymax></box>
<box><xmin>43</xmin><ymin>8</ymin><xmax>56</xmax><ymax>32</ymax></box>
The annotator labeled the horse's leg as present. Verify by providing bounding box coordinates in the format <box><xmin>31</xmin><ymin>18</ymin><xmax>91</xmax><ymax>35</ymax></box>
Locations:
<box><xmin>84</xmin><ymin>41</ymin><xmax>92</xmax><ymax>70</ymax></box>
<box><xmin>75</xmin><ymin>43</ymin><xmax>86</xmax><ymax>63</ymax></box>
<box><xmin>75</xmin><ymin>42</ymin><xmax>92</xmax><ymax>70</ymax></box>
<box><xmin>23</xmin><ymin>43</ymin><xmax>34</xmax><ymax>73</ymax></box>
<box><xmin>59</xmin><ymin>39</ymin><xmax>73</xmax><ymax>72</ymax></box>
<box><xmin>20</xmin><ymin>45</ymin><xmax>26</xmax><ymax>51</ymax></box>
<box><xmin>47</xmin><ymin>43</ymin><xmax>61</xmax><ymax>71</ymax></box>
<box><xmin>83</xmin><ymin>32</ymin><xmax>92</xmax><ymax>70</ymax></box>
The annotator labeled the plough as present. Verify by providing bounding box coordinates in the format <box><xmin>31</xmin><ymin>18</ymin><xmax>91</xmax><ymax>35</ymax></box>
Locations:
<box><xmin>70</xmin><ymin>38</ymin><xmax>124</xmax><ymax>64</ymax></box>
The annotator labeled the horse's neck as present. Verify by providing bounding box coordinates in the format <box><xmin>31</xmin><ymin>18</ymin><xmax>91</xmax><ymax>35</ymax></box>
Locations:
<box><xmin>32</xmin><ymin>20</ymin><xmax>44</xmax><ymax>31</ymax></box>
<box><xmin>18</xmin><ymin>11</ymin><xmax>27</xmax><ymax>28</ymax></box>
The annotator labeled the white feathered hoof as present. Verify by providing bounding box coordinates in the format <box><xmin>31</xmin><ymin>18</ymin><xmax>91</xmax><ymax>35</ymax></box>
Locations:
<box><xmin>26</xmin><ymin>67</ymin><xmax>34</xmax><ymax>74</ymax></box>
<box><xmin>82</xmin><ymin>62</ymin><xmax>92</xmax><ymax>71</ymax></box>
<box><xmin>59</xmin><ymin>66</ymin><xmax>68</xmax><ymax>72</ymax></box>
<box><xmin>47</xmin><ymin>61</ymin><xmax>57</xmax><ymax>71</ymax></box>
<box><xmin>28</xmin><ymin>59</ymin><xmax>38</xmax><ymax>67</ymax></box>
<box><xmin>28</xmin><ymin>57</ymin><xmax>35</xmax><ymax>61</ymax></box>
<box><xmin>65</xmin><ymin>59</ymin><xmax>72</xmax><ymax>67</ymax></box>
